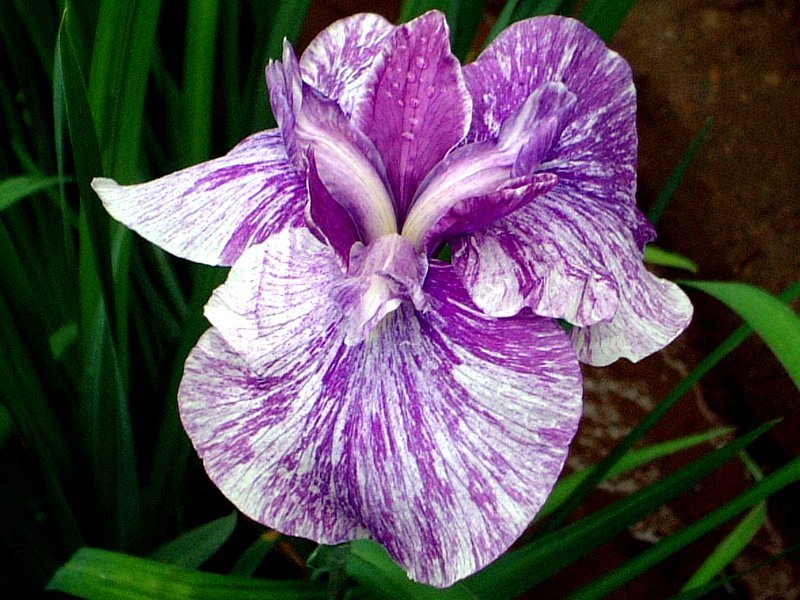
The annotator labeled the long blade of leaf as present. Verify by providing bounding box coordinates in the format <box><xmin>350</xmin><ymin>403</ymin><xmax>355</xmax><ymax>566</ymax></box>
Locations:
<box><xmin>682</xmin><ymin>280</ymin><xmax>800</xmax><ymax>391</ymax></box>
<box><xmin>539</xmin><ymin>427</ymin><xmax>733</xmax><ymax>519</ymax></box>
<box><xmin>579</xmin><ymin>0</ymin><xmax>638</xmax><ymax>42</ymax></box>
<box><xmin>150</xmin><ymin>513</ymin><xmax>237</xmax><ymax>569</ymax></box>
<box><xmin>0</xmin><ymin>175</ymin><xmax>62</xmax><ymax>213</ymax></box>
<box><xmin>680</xmin><ymin>501</ymin><xmax>767</xmax><ymax>592</ymax></box>
<box><xmin>566</xmin><ymin>453</ymin><xmax>800</xmax><ymax>599</ymax></box>
<box><xmin>648</xmin><ymin>117</ymin><xmax>713</xmax><ymax>226</ymax></box>
<box><xmin>47</xmin><ymin>547</ymin><xmax>328</xmax><ymax>599</ymax></box>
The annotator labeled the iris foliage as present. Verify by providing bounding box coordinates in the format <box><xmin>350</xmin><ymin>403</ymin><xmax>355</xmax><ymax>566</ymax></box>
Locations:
<box><xmin>0</xmin><ymin>0</ymin><xmax>798</xmax><ymax>597</ymax></box>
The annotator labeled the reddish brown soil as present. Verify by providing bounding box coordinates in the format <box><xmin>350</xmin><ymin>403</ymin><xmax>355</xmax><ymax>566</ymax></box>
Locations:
<box><xmin>302</xmin><ymin>1</ymin><xmax>800</xmax><ymax>597</ymax></box>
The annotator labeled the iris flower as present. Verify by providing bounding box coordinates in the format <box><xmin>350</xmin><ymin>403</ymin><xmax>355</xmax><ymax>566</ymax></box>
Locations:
<box><xmin>92</xmin><ymin>11</ymin><xmax>692</xmax><ymax>587</ymax></box>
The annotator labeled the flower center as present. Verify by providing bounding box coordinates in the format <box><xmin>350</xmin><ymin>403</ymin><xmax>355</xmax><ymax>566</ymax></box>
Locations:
<box><xmin>330</xmin><ymin>234</ymin><xmax>428</xmax><ymax>346</ymax></box>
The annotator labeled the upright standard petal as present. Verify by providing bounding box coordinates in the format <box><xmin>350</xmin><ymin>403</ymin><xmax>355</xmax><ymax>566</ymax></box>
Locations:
<box><xmin>187</xmin><ymin>227</ymin><xmax>582</xmax><ymax>587</ymax></box>
<box><xmin>300</xmin><ymin>13</ymin><xmax>395</xmax><ymax>115</ymax></box>
<box><xmin>91</xmin><ymin>130</ymin><xmax>305</xmax><ymax>266</ymax></box>
<box><xmin>352</xmin><ymin>10</ymin><xmax>472</xmax><ymax>218</ymax></box>
<box><xmin>451</xmin><ymin>17</ymin><xmax>691</xmax><ymax>363</ymax></box>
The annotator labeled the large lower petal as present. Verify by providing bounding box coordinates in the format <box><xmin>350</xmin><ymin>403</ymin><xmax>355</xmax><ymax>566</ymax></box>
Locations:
<box><xmin>452</xmin><ymin>184</ymin><xmax>692</xmax><ymax>364</ymax></box>
<box><xmin>352</xmin><ymin>10</ymin><xmax>472</xmax><ymax>218</ymax></box>
<box><xmin>300</xmin><ymin>13</ymin><xmax>395</xmax><ymax>116</ymax></box>
<box><xmin>91</xmin><ymin>130</ymin><xmax>305</xmax><ymax>266</ymax></box>
<box><xmin>186</xmin><ymin>228</ymin><xmax>582</xmax><ymax>587</ymax></box>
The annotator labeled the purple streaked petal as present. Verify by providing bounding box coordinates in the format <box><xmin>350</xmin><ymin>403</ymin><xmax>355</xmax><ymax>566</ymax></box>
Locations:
<box><xmin>305</xmin><ymin>151</ymin><xmax>360</xmax><ymax>265</ymax></box>
<box><xmin>419</xmin><ymin>172</ymin><xmax>558</xmax><ymax>255</ymax></box>
<box><xmin>267</xmin><ymin>43</ymin><xmax>397</xmax><ymax>241</ymax></box>
<box><xmin>300</xmin><ymin>13</ymin><xmax>395</xmax><ymax>115</ymax></box>
<box><xmin>570</xmin><ymin>257</ymin><xmax>693</xmax><ymax>366</ymax></box>
<box><xmin>182</xmin><ymin>229</ymin><xmax>582</xmax><ymax>586</ymax></box>
<box><xmin>352</xmin><ymin>10</ymin><xmax>472</xmax><ymax>219</ymax></box>
<box><xmin>463</xmin><ymin>16</ymin><xmax>638</xmax><ymax>230</ymax></box>
<box><xmin>464</xmin><ymin>16</ymin><xmax>635</xmax><ymax>147</ymax></box>
<box><xmin>452</xmin><ymin>184</ymin><xmax>692</xmax><ymax>362</ymax></box>
<box><xmin>91</xmin><ymin>130</ymin><xmax>305</xmax><ymax>267</ymax></box>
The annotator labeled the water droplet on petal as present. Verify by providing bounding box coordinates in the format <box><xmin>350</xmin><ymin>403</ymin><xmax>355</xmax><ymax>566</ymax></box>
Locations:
<box><xmin>391</xmin><ymin>81</ymin><xmax>401</xmax><ymax>91</ymax></box>
<box><xmin>408</xmin><ymin>117</ymin><xmax>419</xmax><ymax>126</ymax></box>
<box><xmin>409</xmin><ymin>97</ymin><xmax>420</xmax><ymax>108</ymax></box>
<box><xmin>401</xmin><ymin>130</ymin><xmax>415</xmax><ymax>141</ymax></box>
<box><xmin>385</xmin><ymin>91</ymin><xmax>393</xmax><ymax>99</ymax></box>
<box><xmin>415</xmin><ymin>56</ymin><xmax>427</xmax><ymax>69</ymax></box>
<box><xmin>426</xmin><ymin>85</ymin><xmax>436</xmax><ymax>98</ymax></box>
<box><xmin>397</xmin><ymin>99</ymin><xmax>405</xmax><ymax>108</ymax></box>
<box><xmin>406</xmin><ymin>71</ymin><xmax>416</xmax><ymax>83</ymax></box>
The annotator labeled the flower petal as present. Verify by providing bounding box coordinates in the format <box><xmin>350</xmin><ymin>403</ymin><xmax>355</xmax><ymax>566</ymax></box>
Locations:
<box><xmin>91</xmin><ymin>130</ymin><xmax>305</xmax><ymax>266</ymax></box>
<box><xmin>267</xmin><ymin>43</ymin><xmax>397</xmax><ymax>240</ymax></box>
<box><xmin>352</xmin><ymin>10</ymin><xmax>472</xmax><ymax>218</ymax></box>
<box><xmin>190</xmin><ymin>227</ymin><xmax>582</xmax><ymax>587</ymax></box>
<box><xmin>452</xmin><ymin>186</ymin><xmax>693</xmax><ymax>363</ymax></box>
<box><xmin>300</xmin><ymin>13</ymin><xmax>395</xmax><ymax>115</ymax></box>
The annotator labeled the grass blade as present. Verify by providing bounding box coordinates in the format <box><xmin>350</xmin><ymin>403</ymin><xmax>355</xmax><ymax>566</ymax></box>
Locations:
<box><xmin>682</xmin><ymin>280</ymin><xmax>800</xmax><ymax>391</ymax></box>
<box><xmin>346</xmin><ymin>540</ymin><xmax>480</xmax><ymax>600</ymax></box>
<box><xmin>150</xmin><ymin>513</ymin><xmax>237</xmax><ymax>569</ymax></box>
<box><xmin>648</xmin><ymin>117</ymin><xmax>713</xmax><ymax>227</ymax></box>
<box><xmin>47</xmin><ymin>547</ymin><xmax>328</xmax><ymax>599</ymax></box>
<box><xmin>0</xmin><ymin>175</ymin><xmax>62</xmax><ymax>213</ymax></box>
<box><xmin>184</xmin><ymin>0</ymin><xmax>221</xmax><ymax>165</ymax></box>
<box><xmin>643</xmin><ymin>245</ymin><xmax>698</xmax><ymax>273</ymax></box>
<box><xmin>566</xmin><ymin>453</ymin><xmax>800</xmax><ymax>599</ymax></box>
<box><xmin>681</xmin><ymin>502</ymin><xmax>767</xmax><ymax>591</ymax></box>
<box><xmin>56</xmin><ymin>4</ymin><xmax>141</xmax><ymax>550</ymax></box>
<box><xmin>539</xmin><ymin>427</ymin><xmax>733</xmax><ymax>520</ymax></box>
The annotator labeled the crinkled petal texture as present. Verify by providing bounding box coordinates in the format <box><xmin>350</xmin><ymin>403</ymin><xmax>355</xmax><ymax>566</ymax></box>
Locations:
<box><xmin>91</xmin><ymin>130</ymin><xmax>306</xmax><ymax>266</ymax></box>
<box><xmin>182</xmin><ymin>227</ymin><xmax>582</xmax><ymax>587</ymax></box>
<box><xmin>454</xmin><ymin>16</ymin><xmax>692</xmax><ymax>365</ymax></box>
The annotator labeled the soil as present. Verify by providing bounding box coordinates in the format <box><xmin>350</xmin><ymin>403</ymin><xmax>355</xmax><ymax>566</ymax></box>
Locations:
<box><xmin>301</xmin><ymin>1</ymin><xmax>800</xmax><ymax>597</ymax></box>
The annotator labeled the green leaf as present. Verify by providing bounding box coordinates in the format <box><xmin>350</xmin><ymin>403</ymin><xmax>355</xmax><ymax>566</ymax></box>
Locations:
<box><xmin>648</xmin><ymin>117</ymin><xmax>713</xmax><ymax>226</ymax></box>
<box><xmin>484</xmin><ymin>0</ymin><xmax>519</xmax><ymax>48</ymax></box>
<box><xmin>643</xmin><ymin>245</ymin><xmax>698</xmax><ymax>273</ymax></box>
<box><xmin>47</xmin><ymin>547</ymin><xmax>328</xmax><ymax>599</ymax></box>
<box><xmin>150</xmin><ymin>513</ymin><xmax>237</xmax><ymax>569</ymax></box>
<box><xmin>184</xmin><ymin>0</ymin><xmax>220</xmax><ymax>164</ymax></box>
<box><xmin>566</xmin><ymin>452</ymin><xmax>800</xmax><ymax>599</ymax></box>
<box><xmin>89</xmin><ymin>0</ymin><xmax>162</xmax><ymax>181</ymax></box>
<box><xmin>56</xmin><ymin>4</ymin><xmax>141</xmax><ymax>550</ymax></box>
<box><xmin>680</xmin><ymin>502</ymin><xmax>767</xmax><ymax>591</ymax></box>
<box><xmin>0</xmin><ymin>175</ymin><xmax>62</xmax><ymax>213</ymax></box>
<box><xmin>682</xmin><ymin>280</ymin><xmax>800</xmax><ymax>392</ymax></box>
<box><xmin>579</xmin><ymin>0</ymin><xmax>638</xmax><ymax>42</ymax></box>
<box><xmin>463</xmin><ymin>422</ymin><xmax>775</xmax><ymax>599</ymax></box>
<box><xmin>0</xmin><ymin>403</ymin><xmax>15</xmax><ymax>448</ymax></box>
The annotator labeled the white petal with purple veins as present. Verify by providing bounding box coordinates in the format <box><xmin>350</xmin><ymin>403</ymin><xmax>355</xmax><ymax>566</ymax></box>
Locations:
<box><xmin>300</xmin><ymin>13</ymin><xmax>395</xmax><ymax>115</ymax></box>
<box><xmin>185</xmin><ymin>227</ymin><xmax>582</xmax><ymax>587</ymax></box>
<box><xmin>91</xmin><ymin>130</ymin><xmax>305</xmax><ymax>267</ymax></box>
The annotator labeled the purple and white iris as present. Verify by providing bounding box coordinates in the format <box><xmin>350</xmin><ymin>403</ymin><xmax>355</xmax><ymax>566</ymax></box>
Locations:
<box><xmin>92</xmin><ymin>11</ymin><xmax>692</xmax><ymax>587</ymax></box>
